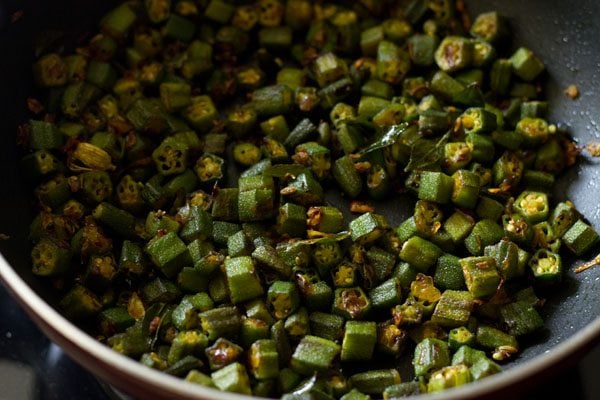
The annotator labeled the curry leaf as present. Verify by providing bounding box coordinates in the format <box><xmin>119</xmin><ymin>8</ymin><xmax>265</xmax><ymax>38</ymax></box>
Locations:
<box><xmin>360</xmin><ymin>123</ymin><xmax>412</xmax><ymax>156</ymax></box>
<box><xmin>404</xmin><ymin>131</ymin><xmax>451</xmax><ymax>172</ymax></box>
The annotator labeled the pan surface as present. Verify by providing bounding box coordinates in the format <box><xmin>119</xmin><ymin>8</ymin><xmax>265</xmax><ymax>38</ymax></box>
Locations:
<box><xmin>0</xmin><ymin>0</ymin><xmax>599</xmax><ymax>399</ymax></box>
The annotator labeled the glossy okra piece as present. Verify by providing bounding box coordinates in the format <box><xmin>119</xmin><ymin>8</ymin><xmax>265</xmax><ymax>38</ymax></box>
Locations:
<box><xmin>562</xmin><ymin>220</ymin><xmax>599</xmax><ymax>256</ymax></box>
<box><xmin>340</xmin><ymin>321</ymin><xmax>377</xmax><ymax>361</ymax></box>
<box><xmin>224</xmin><ymin>256</ymin><xmax>264</xmax><ymax>304</ymax></box>
<box><xmin>199</xmin><ymin>306</ymin><xmax>241</xmax><ymax>342</ymax></box>
<box><xmin>465</xmin><ymin>219</ymin><xmax>504</xmax><ymax>256</ymax></box>
<box><xmin>211</xmin><ymin>362</ymin><xmax>252</xmax><ymax>395</ymax></box>
<box><xmin>399</xmin><ymin>236</ymin><xmax>442</xmax><ymax>272</ymax></box>
<box><xmin>281</xmin><ymin>171</ymin><xmax>323</xmax><ymax>207</ymax></box>
<box><xmin>290</xmin><ymin>335</ymin><xmax>341</xmax><ymax>375</ymax></box>
<box><xmin>448</xmin><ymin>327</ymin><xmax>476</xmax><ymax>351</ymax></box>
<box><xmin>31</xmin><ymin>238</ymin><xmax>72</xmax><ymax>277</ymax></box>
<box><xmin>529</xmin><ymin>249</ymin><xmax>563</xmax><ymax>283</ymax></box>
<box><xmin>549</xmin><ymin>201</ymin><xmax>580</xmax><ymax>238</ymax></box>
<box><xmin>510</xmin><ymin>47</ymin><xmax>545</xmax><ymax>81</ymax></box>
<box><xmin>333</xmin><ymin>155</ymin><xmax>363</xmax><ymax>198</ymax></box>
<box><xmin>332</xmin><ymin>287</ymin><xmax>371</xmax><ymax>320</ymax></box>
<box><xmin>460</xmin><ymin>256</ymin><xmax>500</xmax><ymax>299</ymax></box>
<box><xmin>309</xmin><ymin>312</ymin><xmax>344</xmax><ymax>342</ymax></box>
<box><xmin>431</xmin><ymin>290</ymin><xmax>474</xmax><ymax>328</ymax></box>
<box><xmin>369</xmin><ymin>278</ymin><xmax>402</xmax><ymax>309</ymax></box>
<box><xmin>350</xmin><ymin>213</ymin><xmax>390</xmax><ymax>244</ymax></box>
<box><xmin>267</xmin><ymin>281</ymin><xmax>300</xmax><ymax>320</ymax></box>
<box><xmin>427</xmin><ymin>364</ymin><xmax>471</xmax><ymax>392</ymax></box>
<box><xmin>418</xmin><ymin>171</ymin><xmax>454</xmax><ymax>204</ymax></box>
<box><xmin>145</xmin><ymin>232</ymin><xmax>191</xmax><ymax>278</ymax></box>
<box><xmin>253</xmin><ymin>244</ymin><xmax>292</xmax><ymax>277</ymax></box>
<box><xmin>500</xmin><ymin>301</ymin><xmax>544</xmax><ymax>336</ymax></box>
<box><xmin>484</xmin><ymin>239</ymin><xmax>521</xmax><ymax>280</ymax></box>
<box><xmin>349</xmin><ymin>369</ymin><xmax>402</xmax><ymax>395</ymax></box>
<box><xmin>413</xmin><ymin>338</ymin><xmax>451</xmax><ymax>377</ymax></box>
<box><xmin>168</xmin><ymin>330</ymin><xmax>209</xmax><ymax>366</ymax></box>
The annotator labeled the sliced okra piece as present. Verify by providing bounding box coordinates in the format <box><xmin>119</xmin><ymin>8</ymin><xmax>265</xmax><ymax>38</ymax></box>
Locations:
<box><xmin>31</xmin><ymin>238</ymin><xmax>72</xmax><ymax>277</ymax></box>
<box><xmin>281</xmin><ymin>171</ymin><xmax>323</xmax><ymax>207</ymax></box>
<box><xmin>465</xmin><ymin>219</ymin><xmax>504</xmax><ymax>256</ymax></box>
<box><xmin>224</xmin><ymin>256</ymin><xmax>264</xmax><ymax>304</ymax></box>
<box><xmin>284</xmin><ymin>118</ymin><xmax>317</xmax><ymax>151</ymax></box>
<box><xmin>562</xmin><ymin>220</ymin><xmax>599</xmax><ymax>256</ymax></box>
<box><xmin>119</xmin><ymin>240</ymin><xmax>146</xmax><ymax>277</ymax></box>
<box><xmin>503</xmin><ymin>213</ymin><xmax>534</xmax><ymax>246</ymax></box>
<box><xmin>431</xmin><ymin>290</ymin><xmax>474</xmax><ymax>328</ymax></box>
<box><xmin>145</xmin><ymin>232</ymin><xmax>192</xmax><ymax>278</ymax></box>
<box><xmin>400</xmin><ymin>236</ymin><xmax>442</xmax><ymax>272</ymax></box>
<box><xmin>253</xmin><ymin>244</ymin><xmax>292</xmax><ymax>278</ymax></box>
<box><xmin>418</xmin><ymin>171</ymin><xmax>454</xmax><ymax>204</ymax></box>
<box><xmin>140</xmin><ymin>277</ymin><xmax>180</xmax><ymax>305</ymax></box>
<box><xmin>460</xmin><ymin>256</ymin><xmax>500</xmax><ymax>299</ymax></box>
<box><xmin>332</xmin><ymin>155</ymin><xmax>363</xmax><ymax>198</ymax></box>
<box><xmin>443</xmin><ymin>142</ymin><xmax>472</xmax><ymax>174</ymax></box>
<box><xmin>284</xmin><ymin>307</ymin><xmax>310</xmax><ymax>340</ymax></box>
<box><xmin>549</xmin><ymin>201</ymin><xmax>580</xmax><ymax>238</ymax></box>
<box><xmin>35</xmin><ymin>175</ymin><xmax>71</xmax><ymax>210</ymax></box>
<box><xmin>332</xmin><ymin>287</ymin><xmax>371</xmax><ymax>320</ymax></box>
<box><xmin>267</xmin><ymin>281</ymin><xmax>300</xmax><ymax>320</ymax></box>
<box><xmin>308</xmin><ymin>312</ymin><xmax>344</xmax><ymax>342</ymax></box>
<box><xmin>350</xmin><ymin>213</ymin><xmax>390</xmax><ymax>244</ymax></box>
<box><xmin>240</xmin><ymin>316</ymin><xmax>270</xmax><ymax>347</ymax></box>
<box><xmin>448</xmin><ymin>327</ymin><xmax>476</xmax><ymax>352</ymax></box>
<box><xmin>276</xmin><ymin>203</ymin><xmax>307</xmax><ymax>237</ymax></box>
<box><xmin>529</xmin><ymin>249</ymin><xmax>563</xmax><ymax>283</ymax></box>
<box><xmin>251</xmin><ymin>84</ymin><xmax>294</xmax><ymax>117</ymax></box>
<box><xmin>413</xmin><ymin>338</ymin><xmax>451</xmax><ymax>378</ymax></box>
<box><xmin>484</xmin><ymin>239</ymin><xmax>521</xmax><ymax>280</ymax></box>
<box><xmin>59</xmin><ymin>284</ymin><xmax>102</xmax><ymax>319</ymax></box>
<box><xmin>290</xmin><ymin>335</ymin><xmax>341</xmax><ymax>375</ymax></box>
<box><xmin>476</xmin><ymin>325</ymin><xmax>519</xmax><ymax>360</ymax></box>
<box><xmin>168</xmin><ymin>330</ymin><xmax>209</xmax><ymax>366</ymax></box>
<box><xmin>413</xmin><ymin>200</ymin><xmax>443</xmax><ymax>239</ymax></box>
<box><xmin>377</xmin><ymin>41</ymin><xmax>411</xmax><ymax>85</ymax></box>
<box><xmin>434</xmin><ymin>253</ymin><xmax>466</xmax><ymax>291</ymax></box>
<box><xmin>199</xmin><ymin>306</ymin><xmax>241</xmax><ymax>341</ymax></box>
<box><xmin>211</xmin><ymin>188</ymin><xmax>239</xmax><ymax>222</ymax></box>
<box><xmin>510</xmin><ymin>47</ymin><xmax>545</xmax><ymax>81</ymax></box>
<box><xmin>307</xmin><ymin>206</ymin><xmax>344</xmax><ymax>234</ymax></box>
<box><xmin>292</xmin><ymin>142</ymin><xmax>331</xmax><ymax>180</ymax></box>
<box><xmin>443</xmin><ymin>210</ymin><xmax>475</xmax><ymax>245</ymax></box>
<box><xmin>349</xmin><ymin>369</ymin><xmax>401</xmax><ymax>396</ymax></box>
<box><xmin>535</xmin><ymin>139</ymin><xmax>565</xmax><ymax>174</ymax></box>
<box><xmin>427</xmin><ymin>364</ymin><xmax>472</xmax><ymax>393</ymax></box>
<box><xmin>210</xmin><ymin>362</ymin><xmax>251</xmax><ymax>395</ymax></box>
<box><xmin>435</xmin><ymin>36</ymin><xmax>472</xmax><ymax>73</ymax></box>
<box><xmin>194</xmin><ymin>154</ymin><xmax>225</xmax><ymax>186</ymax></box>
<box><xmin>341</xmin><ymin>321</ymin><xmax>377</xmax><ymax>361</ymax></box>
<box><xmin>500</xmin><ymin>301</ymin><xmax>544</xmax><ymax>337</ymax></box>
<box><xmin>238</xmin><ymin>188</ymin><xmax>275</xmax><ymax>222</ymax></box>
<box><xmin>313</xmin><ymin>241</ymin><xmax>343</xmax><ymax>278</ymax></box>
<box><xmin>470</xmin><ymin>11</ymin><xmax>508</xmax><ymax>43</ymax></box>
<box><xmin>516</xmin><ymin>117</ymin><xmax>549</xmax><ymax>148</ymax></box>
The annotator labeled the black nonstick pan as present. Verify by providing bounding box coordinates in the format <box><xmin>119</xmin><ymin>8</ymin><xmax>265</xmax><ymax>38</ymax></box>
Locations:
<box><xmin>0</xmin><ymin>1</ymin><xmax>599</xmax><ymax>399</ymax></box>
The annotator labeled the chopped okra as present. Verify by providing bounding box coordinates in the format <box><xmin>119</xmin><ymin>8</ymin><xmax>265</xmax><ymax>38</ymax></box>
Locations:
<box><xmin>20</xmin><ymin>0</ymin><xmax>600</xmax><ymax>398</ymax></box>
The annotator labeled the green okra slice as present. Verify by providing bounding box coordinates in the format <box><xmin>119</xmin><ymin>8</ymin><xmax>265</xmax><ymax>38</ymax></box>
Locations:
<box><xmin>290</xmin><ymin>335</ymin><xmax>341</xmax><ymax>375</ymax></box>
<box><xmin>211</xmin><ymin>362</ymin><xmax>252</xmax><ymax>395</ymax></box>
<box><xmin>427</xmin><ymin>364</ymin><xmax>472</xmax><ymax>393</ymax></box>
<box><xmin>224</xmin><ymin>256</ymin><xmax>264</xmax><ymax>304</ymax></box>
<box><xmin>145</xmin><ymin>232</ymin><xmax>192</xmax><ymax>278</ymax></box>
<box><xmin>349</xmin><ymin>369</ymin><xmax>402</xmax><ymax>395</ymax></box>
<box><xmin>340</xmin><ymin>321</ymin><xmax>377</xmax><ymax>361</ymax></box>
<box><xmin>460</xmin><ymin>256</ymin><xmax>500</xmax><ymax>299</ymax></box>
<box><xmin>199</xmin><ymin>306</ymin><xmax>242</xmax><ymax>341</ymax></box>
<box><xmin>249</xmin><ymin>339</ymin><xmax>279</xmax><ymax>380</ymax></box>
<box><xmin>431</xmin><ymin>290</ymin><xmax>474</xmax><ymax>328</ymax></box>
<box><xmin>350</xmin><ymin>212</ymin><xmax>390</xmax><ymax>244</ymax></box>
